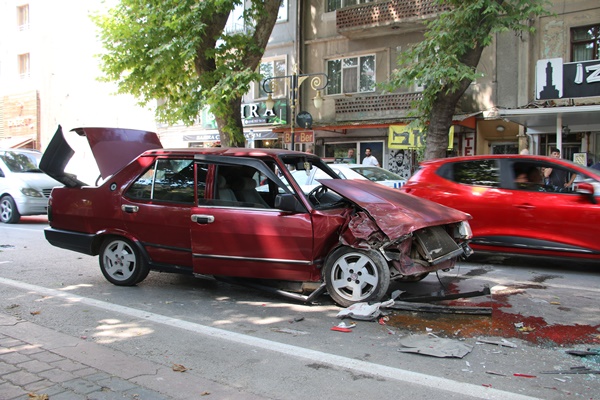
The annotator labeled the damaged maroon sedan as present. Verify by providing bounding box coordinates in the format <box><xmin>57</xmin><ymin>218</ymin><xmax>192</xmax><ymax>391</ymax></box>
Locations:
<box><xmin>40</xmin><ymin>126</ymin><xmax>473</xmax><ymax>306</ymax></box>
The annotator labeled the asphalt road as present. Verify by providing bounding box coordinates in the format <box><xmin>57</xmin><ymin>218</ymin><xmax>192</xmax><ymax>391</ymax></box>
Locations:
<box><xmin>1</xmin><ymin>216</ymin><xmax>599</xmax><ymax>399</ymax></box>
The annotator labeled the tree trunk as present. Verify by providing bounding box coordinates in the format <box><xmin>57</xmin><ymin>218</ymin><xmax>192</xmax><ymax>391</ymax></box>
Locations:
<box><xmin>214</xmin><ymin>98</ymin><xmax>244</xmax><ymax>147</ymax></box>
<box><xmin>425</xmin><ymin>43</ymin><xmax>486</xmax><ymax>160</ymax></box>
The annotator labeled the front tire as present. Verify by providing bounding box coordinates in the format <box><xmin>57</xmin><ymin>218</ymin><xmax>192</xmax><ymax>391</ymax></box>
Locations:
<box><xmin>324</xmin><ymin>247</ymin><xmax>391</xmax><ymax>307</ymax></box>
<box><xmin>99</xmin><ymin>237</ymin><xmax>149</xmax><ymax>286</ymax></box>
<box><xmin>0</xmin><ymin>195</ymin><xmax>20</xmax><ymax>224</ymax></box>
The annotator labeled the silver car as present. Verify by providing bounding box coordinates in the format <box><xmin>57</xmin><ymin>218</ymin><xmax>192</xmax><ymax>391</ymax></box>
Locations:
<box><xmin>0</xmin><ymin>149</ymin><xmax>61</xmax><ymax>223</ymax></box>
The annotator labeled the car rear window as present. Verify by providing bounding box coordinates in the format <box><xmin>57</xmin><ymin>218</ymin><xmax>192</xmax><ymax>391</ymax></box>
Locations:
<box><xmin>449</xmin><ymin>160</ymin><xmax>501</xmax><ymax>187</ymax></box>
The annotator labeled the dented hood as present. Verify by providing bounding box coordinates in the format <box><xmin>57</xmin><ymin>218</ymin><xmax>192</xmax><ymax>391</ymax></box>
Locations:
<box><xmin>319</xmin><ymin>179</ymin><xmax>470</xmax><ymax>239</ymax></box>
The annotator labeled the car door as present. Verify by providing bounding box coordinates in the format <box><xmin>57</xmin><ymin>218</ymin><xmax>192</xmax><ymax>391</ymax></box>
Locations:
<box><xmin>122</xmin><ymin>157</ymin><xmax>195</xmax><ymax>269</ymax></box>
<box><xmin>190</xmin><ymin>156</ymin><xmax>317</xmax><ymax>281</ymax></box>
<box><xmin>504</xmin><ymin>159</ymin><xmax>600</xmax><ymax>256</ymax></box>
<box><xmin>430</xmin><ymin>159</ymin><xmax>516</xmax><ymax>240</ymax></box>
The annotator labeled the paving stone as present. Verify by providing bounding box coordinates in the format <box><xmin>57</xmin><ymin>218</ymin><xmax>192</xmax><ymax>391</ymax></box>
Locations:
<box><xmin>96</xmin><ymin>376</ymin><xmax>138</xmax><ymax>392</ymax></box>
<box><xmin>0</xmin><ymin>352</ymin><xmax>31</xmax><ymax>364</ymax></box>
<box><xmin>30</xmin><ymin>351</ymin><xmax>65</xmax><ymax>363</ymax></box>
<box><xmin>0</xmin><ymin>360</ymin><xmax>20</xmax><ymax>375</ymax></box>
<box><xmin>22</xmin><ymin>378</ymin><xmax>55</xmax><ymax>392</ymax></box>
<box><xmin>38</xmin><ymin>367</ymin><xmax>77</xmax><ymax>383</ymax></box>
<box><xmin>124</xmin><ymin>386</ymin><xmax>172</xmax><ymax>400</ymax></box>
<box><xmin>72</xmin><ymin>366</ymin><xmax>100</xmax><ymax>378</ymax></box>
<box><xmin>17</xmin><ymin>345</ymin><xmax>45</xmax><ymax>355</ymax></box>
<box><xmin>37</xmin><ymin>383</ymin><xmax>70</xmax><ymax>397</ymax></box>
<box><xmin>61</xmin><ymin>377</ymin><xmax>103</xmax><ymax>395</ymax></box>
<box><xmin>3</xmin><ymin>369</ymin><xmax>43</xmax><ymax>386</ymax></box>
<box><xmin>16</xmin><ymin>359</ymin><xmax>53</xmax><ymax>373</ymax></box>
<box><xmin>49</xmin><ymin>391</ymin><xmax>88</xmax><ymax>400</ymax></box>
<box><xmin>87</xmin><ymin>388</ymin><xmax>129</xmax><ymax>400</ymax></box>
<box><xmin>83</xmin><ymin>372</ymin><xmax>113</xmax><ymax>383</ymax></box>
<box><xmin>51</xmin><ymin>358</ymin><xmax>88</xmax><ymax>372</ymax></box>
<box><xmin>0</xmin><ymin>337</ymin><xmax>22</xmax><ymax>347</ymax></box>
<box><xmin>0</xmin><ymin>381</ymin><xmax>25</xmax><ymax>400</ymax></box>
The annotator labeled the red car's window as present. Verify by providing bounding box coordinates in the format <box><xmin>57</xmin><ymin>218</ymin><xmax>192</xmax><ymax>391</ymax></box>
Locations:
<box><xmin>450</xmin><ymin>160</ymin><xmax>500</xmax><ymax>187</ymax></box>
<box><xmin>126</xmin><ymin>159</ymin><xmax>196</xmax><ymax>203</ymax></box>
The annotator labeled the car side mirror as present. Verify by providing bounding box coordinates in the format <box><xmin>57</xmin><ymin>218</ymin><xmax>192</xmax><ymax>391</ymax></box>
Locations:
<box><xmin>275</xmin><ymin>193</ymin><xmax>306</xmax><ymax>213</ymax></box>
<box><xmin>574</xmin><ymin>182</ymin><xmax>597</xmax><ymax>204</ymax></box>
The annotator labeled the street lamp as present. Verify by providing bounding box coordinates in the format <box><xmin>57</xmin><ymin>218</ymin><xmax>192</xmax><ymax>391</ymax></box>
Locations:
<box><xmin>262</xmin><ymin>66</ymin><xmax>328</xmax><ymax>149</ymax></box>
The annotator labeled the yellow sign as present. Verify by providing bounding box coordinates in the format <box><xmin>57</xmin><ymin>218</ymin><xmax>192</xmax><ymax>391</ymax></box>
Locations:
<box><xmin>388</xmin><ymin>126</ymin><xmax>454</xmax><ymax>149</ymax></box>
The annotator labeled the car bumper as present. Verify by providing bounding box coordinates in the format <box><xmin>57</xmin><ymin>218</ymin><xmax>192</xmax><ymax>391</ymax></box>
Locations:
<box><xmin>14</xmin><ymin>196</ymin><xmax>49</xmax><ymax>216</ymax></box>
<box><xmin>44</xmin><ymin>228</ymin><xmax>97</xmax><ymax>256</ymax></box>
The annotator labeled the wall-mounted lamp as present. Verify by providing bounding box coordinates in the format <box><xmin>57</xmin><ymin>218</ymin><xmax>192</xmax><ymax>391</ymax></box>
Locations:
<box><xmin>496</xmin><ymin>125</ymin><xmax>505</xmax><ymax>132</ymax></box>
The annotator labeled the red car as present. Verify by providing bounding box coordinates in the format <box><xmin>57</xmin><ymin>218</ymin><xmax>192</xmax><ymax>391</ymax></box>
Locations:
<box><xmin>402</xmin><ymin>154</ymin><xmax>600</xmax><ymax>261</ymax></box>
<box><xmin>40</xmin><ymin>126</ymin><xmax>472</xmax><ymax>306</ymax></box>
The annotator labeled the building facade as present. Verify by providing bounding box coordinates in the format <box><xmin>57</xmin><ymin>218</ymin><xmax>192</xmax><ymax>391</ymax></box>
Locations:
<box><xmin>1</xmin><ymin>1</ymin><xmax>599</xmax><ymax>180</ymax></box>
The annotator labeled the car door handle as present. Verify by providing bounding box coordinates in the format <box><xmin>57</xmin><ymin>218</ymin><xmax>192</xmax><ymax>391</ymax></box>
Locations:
<box><xmin>515</xmin><ymin>204</ymin><xmax>535</xmax><ymax>210</ymax></box>
<box><xmin>191</xmin><ymin>214</ymin><xmax>215</xmax><ymax>224</ymax></box>
<box><xmin>121</xmin><ymin>205</ymin><xmax>139</xmax><ymax>213</ymax></box>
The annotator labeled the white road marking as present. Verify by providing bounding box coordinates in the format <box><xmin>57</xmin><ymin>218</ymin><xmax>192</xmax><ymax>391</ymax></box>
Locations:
<box><xmin>0</xmin><ymin>277</ymin><xmax>539</xmax><ymax>400</ymax></box>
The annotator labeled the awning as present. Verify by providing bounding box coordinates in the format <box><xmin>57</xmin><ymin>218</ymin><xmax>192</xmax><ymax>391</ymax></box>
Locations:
<box><xmin>489</xmin><ymin>104</ymin><xmax>600</xmax><ymax>134</ymax></box>
<box><xmin>0</xmin><ymin>135</ymin><xmax>35</xmax><ymax>148</ymax></box>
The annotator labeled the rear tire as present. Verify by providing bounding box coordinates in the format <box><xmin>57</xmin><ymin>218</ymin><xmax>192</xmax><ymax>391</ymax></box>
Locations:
<box><xmin>0</xmin><ymin>195</ymin><xmax>20</xmax><ymax>224</ymax></box>
<box><xmin>99</xmin><ymin>237</ymin><xmax>149</xmax><ymax>286</ymax></box>
<box><xmin>324</xmin><ymin>247</ymin><xmax>390</xmax><ymax>307</ymax></box>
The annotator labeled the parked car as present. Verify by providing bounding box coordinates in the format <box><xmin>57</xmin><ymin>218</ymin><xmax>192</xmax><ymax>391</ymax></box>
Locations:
<box><xmin>0</xmin><ymin>148</ymin><xmax>62</xmax><ymax>223</ymax></box>
<box><xmin>402</xmin><ymin>154</ymin><xmax>600</xmax><ymax>260</ymax></box>
<box><xmin>325</xmin><ymin>164</ymin><xmax>405</xmax><ymax>188</ymax></box>
<box><xmin>40</xmin><ymin>126</ymin><xmax>472</xmax><ymax>306</ymax></box>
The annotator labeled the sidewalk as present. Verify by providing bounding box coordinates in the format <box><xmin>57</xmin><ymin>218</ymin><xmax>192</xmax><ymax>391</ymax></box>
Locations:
<box><xmin>0</xmin><ymin>313</ymin><xmax>262</xmax><ymax>400</ymax></box>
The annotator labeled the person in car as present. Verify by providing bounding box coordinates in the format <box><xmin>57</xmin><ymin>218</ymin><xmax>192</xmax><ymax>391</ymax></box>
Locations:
<box><xmin>543</xmin><ymin>148</ymin><xmax>575</xmax><ymax>191</ymax></box>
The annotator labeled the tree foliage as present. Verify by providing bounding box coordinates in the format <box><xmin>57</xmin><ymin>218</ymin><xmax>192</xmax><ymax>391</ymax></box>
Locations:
<box><xmin>93</xmin><ymin>0</ymin><xmax>281</xmax><ymax>146</ymax></box>
<box><xmin>384</xmin><ymin>0</ymin><xmax>551</xmax><ymax>159</ymax></box>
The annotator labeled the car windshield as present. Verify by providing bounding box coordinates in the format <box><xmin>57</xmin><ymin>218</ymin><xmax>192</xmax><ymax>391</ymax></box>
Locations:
<box><xmin>0</xmin><ymin>151</ymin><xmax>42</xmax><ymax>173</ymax></box>
<box><xmin>348</xmin><ymin>166</ymin><xmax>402</xmax><ymax>181</ymax></box>
<box><xmin>278</xmin><ymin>155</ymin><xmax>346</xmax><ymax>208</ymax></box>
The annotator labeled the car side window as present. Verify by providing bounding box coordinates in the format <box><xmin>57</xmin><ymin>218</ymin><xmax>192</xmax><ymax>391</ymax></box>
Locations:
<box><xmin>211</xmin><ymin>165</ymin><xmax>273</xmax><ymax>209</ymax></box>
<box><xmin>126</xmin><ymin>159</ymin><xmax>196</xmax><ymax>204</ymax></box>
<box><xmin>451</xmin><ymin>160</ymin><xmax>500</xmax><ymax>187</ymax></box>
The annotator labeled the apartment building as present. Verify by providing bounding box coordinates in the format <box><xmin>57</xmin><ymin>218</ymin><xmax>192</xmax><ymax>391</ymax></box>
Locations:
<box><xmin>0</xmin><ymin>0</ymin><xmax>155</xmax><ymax>179</ymax></box>
<box><xmin>2</xmin><ymin>1</ymin><xmax>599</xmax><ymax>179</ymax></box>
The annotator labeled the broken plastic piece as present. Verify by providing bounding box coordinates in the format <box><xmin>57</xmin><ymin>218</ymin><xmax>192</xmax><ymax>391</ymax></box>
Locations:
<box><xmin>331</xmin><ymin>326</ymin><xmax>353</xmax><ymax>333</ymax></box>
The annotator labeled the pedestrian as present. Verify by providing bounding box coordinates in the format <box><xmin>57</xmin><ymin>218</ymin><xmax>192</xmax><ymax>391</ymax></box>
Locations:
<box><xmin>362</xmin><ymin>148</ymin><xmax>379</xmax><ymax>167</ymax></box>
<box><xmin>346</xmin><ymin>148</ymin><xmax>356</xmax><ymax>163</ymax></box>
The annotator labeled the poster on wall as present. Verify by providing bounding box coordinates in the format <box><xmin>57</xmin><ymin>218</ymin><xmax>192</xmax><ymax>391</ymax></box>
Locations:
<box><xmin>388</xmin><ymin>126</ymin><xmax>454</xmax><ymax>149</ymax></box>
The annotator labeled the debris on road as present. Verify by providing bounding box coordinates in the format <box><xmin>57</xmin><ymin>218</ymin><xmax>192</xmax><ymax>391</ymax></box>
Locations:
<box><xmin>172</xmin><ymin>363</ymin><xmax>188</xmax><ymax>372</ymax></box>
<box><xmin>336</xmin><ymin>300</ymin><xmax>394</xmax><ymax>321</ymax></box>
<box><xmin>476</xmin><ymin>338</ymin><xmax>518</xmax><ymax>348</ymax></box>
<box><xmin>388</xmin><ymin>301</ymin><xmax>491</xmax><ymax>315</ymax></box>
<box><xmin>398</xmin><ymin>334</ymin><xmax>473</xmax><ymax>358</ymax></box>
<box><xmin>541</xmin><ymin>366</ymin><xmax>600</xmax><ymax>375</ymax></box>
<box><xmin>272</xmin><ymin>328</ymin><xmax>309</xmax><ymax>336</ymax></box>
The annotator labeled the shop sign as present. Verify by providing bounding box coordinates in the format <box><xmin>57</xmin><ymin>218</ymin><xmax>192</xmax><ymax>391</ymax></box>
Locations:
<box><xmin>183</xmin><ymin>133</ymin><xmax>221</xmax><ymax>142</ymax></box>
<box><xmin>242</xmin><ymin>99</ymin><xmax>288</xmax><ymax>126</ymax></box>
<box><xmin>388</xmin><ymin>126</ymin><xmax>454</xmax><ymax>149</ymax></box>
<box><xmin>3</xmin><ymin>91</ymin><xmax>39</xmax><ymax>137</ymax></box>
<box><xmin>283</xmin><ymin>130</ymin><xmax>313</xmax><ymax>144</ymax></box>
<box><xmin>536</xmin><ymin>58</ymin><xmax>600</xmax><ymax>100</ymax></box>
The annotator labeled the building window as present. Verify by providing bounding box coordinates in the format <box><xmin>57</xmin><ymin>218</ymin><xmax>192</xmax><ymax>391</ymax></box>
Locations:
<box><xmin>258</xmin><ymin>58</ymin><xmax>287</xmax><ymax>99</ymax></box>
<box><xmin>17</xmin><ymin>4</ymin><xmax>29</xmax><ymax>31</ymax></box>
<box><xmin>571</xmin><ymin>24</ymin><xmax>600</xmax><ymax>62</ymax></box>
<box><xmin>327</xmin><ymin>55</ymin><xmax>375</xmax><ymax>95</ymax></box>
<box><xmin>18</xmin><ymin>53</ymin><xmax>30</xmax><ymax>79</ymax></box>
<box><xmin>326</xmin><ymin>0</ymin><xmax>374</xmax><ymax>13</ymax></box>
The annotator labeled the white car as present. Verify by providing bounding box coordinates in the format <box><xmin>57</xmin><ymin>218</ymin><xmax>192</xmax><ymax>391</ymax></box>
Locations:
<box><xmin>292</xmin><ymin>163</ymin><xmax>406</xmax><ymax>189</ymax></box>
<box><xmin>0</xmin><ymin>149</ymin><xmax>62</xmax><ymax>223</ymax></box>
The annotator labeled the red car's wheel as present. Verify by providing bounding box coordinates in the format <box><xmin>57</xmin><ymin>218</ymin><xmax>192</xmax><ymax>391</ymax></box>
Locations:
<box><xmin>99</xmin><ymin>237</ymin><xmax>149</xmax><ymax>286</ymax></box>
<box><xmin>324</xmin><ymin>247</ymin><xmax>390</xmax><ymax>307</ymax></box>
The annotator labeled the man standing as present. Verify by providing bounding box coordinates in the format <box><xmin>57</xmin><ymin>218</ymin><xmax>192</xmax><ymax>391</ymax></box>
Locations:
<box><xmin>346</xmin><ymin>148</ymin><xmax>356</xmax><ymax>163</ymax></box>
<box><xmin>362</xmin><ymin>148</ymin><xmax>379</xmax><ymax>167</ymax></box>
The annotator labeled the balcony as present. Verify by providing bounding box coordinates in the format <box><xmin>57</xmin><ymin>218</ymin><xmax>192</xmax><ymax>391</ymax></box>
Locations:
<box><xmin>336</xmin><ymin>0</ymin><xmax>449</xmax><ymax>39</ymax></box>
<box><xmin>335</xmin><ymin>92</ymin><xmax>423</xmax><ymax>121</ymax></box>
